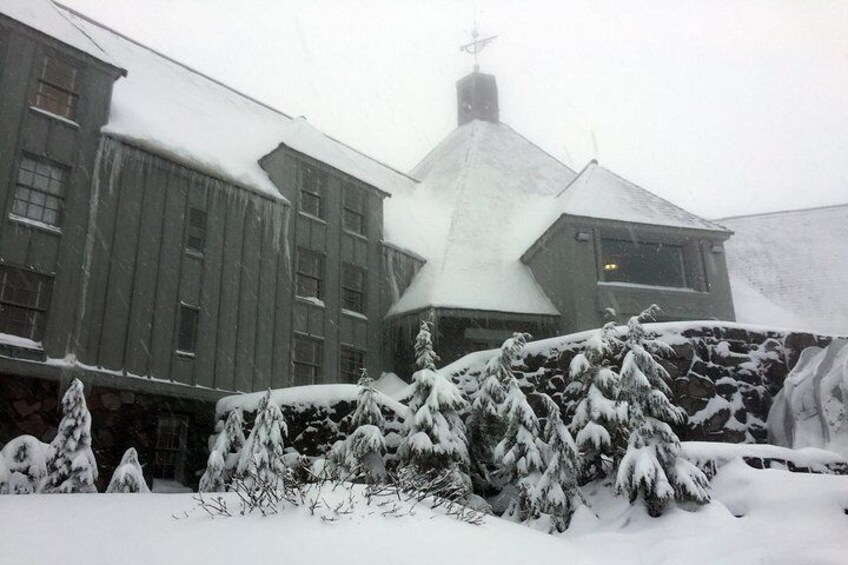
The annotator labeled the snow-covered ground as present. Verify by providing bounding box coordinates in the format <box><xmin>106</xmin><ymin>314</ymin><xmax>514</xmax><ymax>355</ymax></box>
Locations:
<box><xmin>2</xmin><ymin>460</ymin><xmax>846</xmax><ymax>565</ymax></box>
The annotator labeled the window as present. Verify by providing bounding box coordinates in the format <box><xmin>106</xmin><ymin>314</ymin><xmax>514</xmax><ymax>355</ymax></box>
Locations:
<box><xmin>0</xmin><ymin>265</ymin><xmax>52</xmax><ymax>341</ymax></box>
<box><xmin>10</xmin><ymin>156</ymin><xmax>68</xmax><ymax>227</ymax></box>
<box><xmin>185</xmin><ymin>207</ymin><xmax>207</xmax><ymax>254</ymax></box>
<box><xmin>153</xmin><ymin>415</ymin><xmax>188</xmax><ymax>481</ymax></box>
<box><xmin>300</xmin><ymin>165</ymin><xmax>326</xmax><ymax>219</ymax></box>
<box><xmin>177</xmin><ymin>304</ymin><xmax>200</xmax><ymax>354</ymax></box>
<box><xmin>343</xmin><ymin>184</ymin><xmax>367</xmax><ymax>236</ymax></box>
<box><xmin>342</xmin><ymin>263</ymin><xmax>366</xmax><ymax>313</ymax></box>
<box><xmin>31</xmin><ymin>56</ymin><xmax>79</xmax><ymax>120</ymax></box>
<box><xmin>296</xmin><ymin>248</ymin><xmax>324</xmax><ymax>300</ymax></box>
<box><xmin>293</xmin><ymin>335</ymin><xmax>322</xmax><ymax>385</ymax></box>
<box><xmin>600</xmin><ymin>238</ymin><xmax>688</xmax><ymax>288</ymax></box>
<box><xmin>340</xmin><ymin>347</ymin><xmax>365</xmax><ymax>383</ymax></box>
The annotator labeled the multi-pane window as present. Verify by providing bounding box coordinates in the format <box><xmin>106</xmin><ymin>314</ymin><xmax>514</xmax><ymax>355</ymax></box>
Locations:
<box><xmin>340</xmin><ymin>347</ymin><xmax>365</xmax><ymax>383</ymax></box>
<box><xmin>177</xmin><ymin>304</ymin><xmax>200</xmax><ymax>354</ymax></box>
<box><xmin>153</xmin><ymin>415</ymin><xmax>188</xmax><ymax>481</ymax></box>
<box><xmin>600</xmin><ymin>238</ymin><xmax>688</xmax><ymax>288</ymax></box>
<box><xmin>296</xmin><ymin>248</ymin><xmax>324</xmax><ymax>300</ymax></box>
<box><xmin>11</xmin><ymin>156</ymin><xmax>68</xmax><ymax>227</ymax></box>
<box><xmin>31</xmin><ymin>56</ymin><xmax>79</xmax><ymax>120</ymax></box>
<box><xmin>185</xmin><ymin>207</ymin><xmax>207</xmax><ymax>254</ymax></box>
<box><xmin>342</xmin><ymin>264</ymin><xmax>366</xmax><ymax>314</ymax></box>
<box><xmin>300</xmin><ymin>165</ymin><xmax>327</xmax><ymax>219</ymax></box>
<box><xmin>293</xmin><ymin>335</ymin><xmax>322</xmax><ymax>385</ymax></box>
<box><xmin>343</xmin><ymin>184</ymin><xmax>367</xmax><ymax>236</ymax></box>
<box><xmin>0</xmin><ymin>265</ymin><xmax>52</xmax><ymax>341</ymax></box>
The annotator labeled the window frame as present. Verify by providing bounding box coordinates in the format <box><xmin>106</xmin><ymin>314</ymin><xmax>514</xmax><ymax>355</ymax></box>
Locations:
<box><xmin>341</xmin><ymin>263</ymin><xmax>366</xmax><ymax>314</ymax></box>
<box><xmin>0</xmin><ymin>265</ymin><xmax>52</xmax><ymax>341</ymax></box>
<box><xmin>599</xmin><ymin>237</ymin><xmax>689</xmax><ymax>289</ymax></box>
<box><xmin>9</xmin><ymin>154</ymin><xmax>69</xmax><ymax>228</ymax></box>
<box><xmin>296</xmin><ymin>248</ymin><xmax>325</xmax><ymax>301</ymax></box>
<box><xmin>342</xmin><ymin>183</ymin><xmax>368</xmax><ymax>236</ymax></box>
<box><xmin>30</xmin><ymin>55</ymin><xmax>80</xmax><ymax>121</ymax></box>
<box><xmin>340</xmin><ymin>347</ymin><xmax>366</xmax><ymax>384</ymax></box>
<box><xmin>293</xmin><ymin>334</ymin><xmax>322</xmax><ymax>385</ymax></box>
<box><xmin>176</xmin><ymin>303</ymin><xmax>200</xmax><ymax>356</ymax></box>
<box><xmin>299</xmin><ymin>164</ymin><xmax>327</xmax><ymax>220</ymax></box>
<box><xmin>185</xmin><ymin>207</ymin><xmax>207</xmax><ymax>255</ymax></box>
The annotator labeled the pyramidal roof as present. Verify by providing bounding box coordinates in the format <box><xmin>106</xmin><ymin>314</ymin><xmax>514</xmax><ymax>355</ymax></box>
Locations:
<box><xmin>386</xmin><ymin>120</ymin><xmax>577</xmax><ymax>317</ymax></box>
<box><xmin>385</xmin><ymin>121</ymin><xmax>730</xmax><ymax>318</ymax></box>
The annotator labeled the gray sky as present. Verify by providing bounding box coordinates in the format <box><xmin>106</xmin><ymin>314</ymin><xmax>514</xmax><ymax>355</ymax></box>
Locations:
<box><xmin>62</xmin><ymin>0</ymin><xmax>848</xmax><ymax>219</ymax></box>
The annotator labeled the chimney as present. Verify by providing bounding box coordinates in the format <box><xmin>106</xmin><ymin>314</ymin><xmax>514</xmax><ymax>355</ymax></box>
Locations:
<box><xmin>456</xmin><ymin>71</ymin><xmax>499</xmax><ymax>126</ymax></box>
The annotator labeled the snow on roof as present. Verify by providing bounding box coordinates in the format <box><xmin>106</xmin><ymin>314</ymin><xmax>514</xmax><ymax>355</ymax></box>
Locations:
<box><xmin>0</xmin><ymin>0</ymin><xmax>120</xmax><ymax>68</ymax></box>
<box><xmin>528</xmin><ymin>160</ymin><xmax>730</xmax><ymax>245</ymax></box>
<box><xmin>728</xmin><ymin>275</ymin><xmax>814</xmax><ymax>333</ymax></box>
<box><xmin>720</xmin><ymin>204</ymin><xmax>848</xmax><ymax>336</ymax></box>
<box><xmin>56</xmin><ymin>7</ymin><xmax>414</xmax><ymax>201</ymax></box>
<box><xmin>386</xmin><ymin>120</ymin><xmax>577</xmax><ymax>317</ymax></box>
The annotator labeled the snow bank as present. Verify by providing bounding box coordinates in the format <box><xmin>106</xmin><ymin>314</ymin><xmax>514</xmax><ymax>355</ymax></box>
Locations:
<box><xmin>682</xmin><ymin>441</ymin><xmax>847</xmax><ymax>475</ymax></box>
<box><xmin>216</xmin><ymin>384</ymin><xmax>405</xmax><ymax>419</ymax></box>
<box><xmin>3</xmin><ymin>458</ymin><xmax>848</xmax><ymax>564</ymax></box>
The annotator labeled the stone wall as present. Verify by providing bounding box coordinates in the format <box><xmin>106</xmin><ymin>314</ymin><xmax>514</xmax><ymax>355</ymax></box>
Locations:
<box><xmin>444</xmin><ymin>322</ymin><xmax>835</xmax><ymax>444</ymax></box>
<box><xmin>0</xmin><ymin>374</ymin><xmax>215</xmax><ymax>491</ymax></box>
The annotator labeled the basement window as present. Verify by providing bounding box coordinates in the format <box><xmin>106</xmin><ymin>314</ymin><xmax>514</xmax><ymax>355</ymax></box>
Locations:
<box><xmin>0</xmin><ymin>265</ymin><xmax>52</xmax><ymax>341</ymax></box>
<box><xmin>600</xmin><ymin>238</ymin><xmax>688</xmax><ymax>288</ymax></box>
<box><xmin>153</xmin><ymin>415</ymin><xmax>188</xmax><ymax>482</ymax></box>
<box><xmin>31</xmin><ymin>56</ymin><xmax>79</xmax><ymax>120</ymax></box>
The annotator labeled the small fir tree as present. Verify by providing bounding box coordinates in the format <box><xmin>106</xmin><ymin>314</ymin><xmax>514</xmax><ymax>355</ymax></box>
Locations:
<box><xmin>494</xmin><ymin>379</ymin><xmax>544</xmax><ymax>522</ymax></box>
<box><xmin>1</xmin><ymin>435</ymin><xmax>51</xmax><ymax>494</ymax></box>
<box><xmin>398</xmin><ymin>322</ymin><xmax>470</xmax><ymax>487</ymax></box>
<box><xmin>40</xmin><ymin>379</ymin><xmax>98</xmax><ymax>493</ymax></box>
<box><xmin>106</xmin><ymin>448</ymin><xmax>150</xmax><ymax>493</ymax></box>
<box><xmin>467</xmin><ymin>333</ymin><xmax>530</xmax><ymax>493</ymax></box>
<box><xmin>569</xmin><ymin>322</ymin><xmax>628</xmax><ymax>481</ymax></box>
<box><xmin>615</xmin><ymin>306</ymin><xmax>711</xmax><ymax>517</ymax></box>
<box><xmin>329</xmin><ymin>370</ymin><xmax>388</xmax><ymax>481</ymax></box>
<box><xmin>236</xmin><ymin>390</ymin><xmax>289</xmax><ymax>490</ymax></box>
<box><xmin>199</xmin><ymin>408</ymin><xmax>246</xmax><ymax>492</ymax></box>
<box><xmin>533</xmin><ymin>394</ymin><xmax>583</xmax><ymax>533</ymax></box>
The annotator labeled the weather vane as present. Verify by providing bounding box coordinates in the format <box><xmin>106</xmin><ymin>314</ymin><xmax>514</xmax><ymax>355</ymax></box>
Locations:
<box><xmin>459</xmin><ymin>21</ymin><xmax>497</xmax><ymax>73</ymax></box>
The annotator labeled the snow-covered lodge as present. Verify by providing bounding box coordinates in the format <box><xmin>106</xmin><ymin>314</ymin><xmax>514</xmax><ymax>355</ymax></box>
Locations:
<box><xmin>0</xmin><ymin>0</ymin><xmax>738</xmax><ymax>486</ymax></box>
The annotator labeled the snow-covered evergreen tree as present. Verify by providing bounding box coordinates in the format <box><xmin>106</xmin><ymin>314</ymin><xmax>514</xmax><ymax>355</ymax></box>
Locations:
<box><xmin>40</xmin><ymin>379</ymin><xmax>98</xmax><ymax>493</ymax></box>
<box><xmin>329</xmin><ymin>370</ymin><xmax>388</xmax><ymax>481</ymax></box>
<box><xmin>236</xmin><ymin>390</ymin><xmax>288</xmax><ymax>490</ymax></box>
<box><xmin>615</xmin><ymin>306</ymin><xmax>711</xmax><ymax>517</ymax></box>
<box><xmin>106</xmin><ymin>448</ymin><xmax>150</xmax><ymax>493</ymax></box>
<box><xmin>398</xmin><ymin>322</ymin><xmax>469</xmax><ymax>487</ymax></box>
<box><xmin>0</xmin><ymin>435</ymin><xmax>51</xmax><ymax>494</ymax></box>
<box><xmin>0</xmin><ymin>453</ymin><xmax>8</xmax><ymax>495</ymax></box>
<box><xmin>569</xmin><ymin>322</ymin><xmax>628</xmax><ymax>481</ymax></box>
<box><xmin>494</xmin><ymin>379</ymin><xmax>544</xmax><ymax>522</ymax></box>
<box><xmin>414</xmin><ymin>320</ymin><xmax>439</xmax><ymax>371</ymax></box>
<box><xmin>199</xmin><ymin>408</ymin><xmax>246</xmax><ymax>492</ymax></box>
<box><xmin>533</xmin><ymin>394</ymin><xmax>583</xmax><ymax>532</ymax></box>
<box><xmin>467</xmin><ymin>333</ymin><xmax>530</xmax><ymax>492</ymax></box>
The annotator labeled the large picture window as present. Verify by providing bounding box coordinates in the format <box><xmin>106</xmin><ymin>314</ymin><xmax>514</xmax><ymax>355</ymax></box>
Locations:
<box><xmin>31</xmin><ymin>56</ymin><xmax>79</xmax><ymax>120</ymax></box>
<box><xmin>11</xmin><ymin>156</ymin><xmax>68</xmax><ymax>227</ymax></box>
<box><xmin>600</xmin><ymin>238</ymin><xmax>688</xmax><ymax>288</ymax></box>
<box><xmin>0</xmin><ymin>265</ymin><xmax>52</xmax><ymax>341</ymax></box>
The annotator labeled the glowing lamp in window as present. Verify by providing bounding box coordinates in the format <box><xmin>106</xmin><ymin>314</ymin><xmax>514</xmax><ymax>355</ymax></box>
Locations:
<box><xmin>603</xmin><ymin>263</ymin><xmax>619</xmax><ymax>272</ymax></box>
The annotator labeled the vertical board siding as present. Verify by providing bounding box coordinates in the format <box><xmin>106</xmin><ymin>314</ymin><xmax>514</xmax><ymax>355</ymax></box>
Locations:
<box><xmin>194</xmin><ymin>186</ymin><xmax>226</xmax><ymax>389</ymax></box>
<box><xmin>124</xmin><ymin>162</ymin><xmax>167</xmax><ymax>378</ymax></box>
<box><xmin>252</xmin><ymin>203</ymin><xmax>279</xmax><ymax>391</ymax></box>
<box><xmin>235</xmin><ymin>203</ymin><xmax>261</xmax><ymax>392</ymax></box>
<box><xmin>214</xmin><ymin>195</ymin><xmax>247</xmax><ymax>391</ymax></box>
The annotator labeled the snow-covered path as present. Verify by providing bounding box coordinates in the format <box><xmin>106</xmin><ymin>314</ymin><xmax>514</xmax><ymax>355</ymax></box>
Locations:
<box><xmin>2</xmin><ymin>461</ymin><xmax>847</xmax><ymax>565</ymax></box>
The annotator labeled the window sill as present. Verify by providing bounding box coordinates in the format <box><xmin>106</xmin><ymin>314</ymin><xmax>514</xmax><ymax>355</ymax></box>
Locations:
<box><xmin>296</xmin><ymin>296</ymin><xmax>326</xmax><ymax>308</ymax></box>
<box><xmin>28</xmin><ymin>106</ymin><xmax>80</xmax><ymax>129</ymax></box>
<box><xmin>0</xmin><ymin>332</ymin><xmax>44</xmax><ymax>352</ymax></box>
<box><xmin>185</xmin><ymin>249</ymin><xmax>205</xmax><ymax>260</ymax></box>
<box><xmin>8</xmin><ymin>214</ymin><xmax>63</xmax><ymax>236</ymax></box>
<box><xmin>341</xmin><ymin>308</ymin><xmax>368</xmax><ymax>321</ymax></box>
<box><xmin>597</xmin><ymin>281</ymin><xmax>701</xmax><ymax>294</ymax></box>
<box><xmin>175</xmin><ymin>350</ymin><xmax>196</xmax><ymax>359</ymax></box>
<box><xmin>298</xmin><ymin>211</ymin><xmax>327</xmax><ymax>225</ymax></box>
<box><xmin>343</xmin><ymin>229</ymin><xmax>368</xmax><ymax>241</ymax></box>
